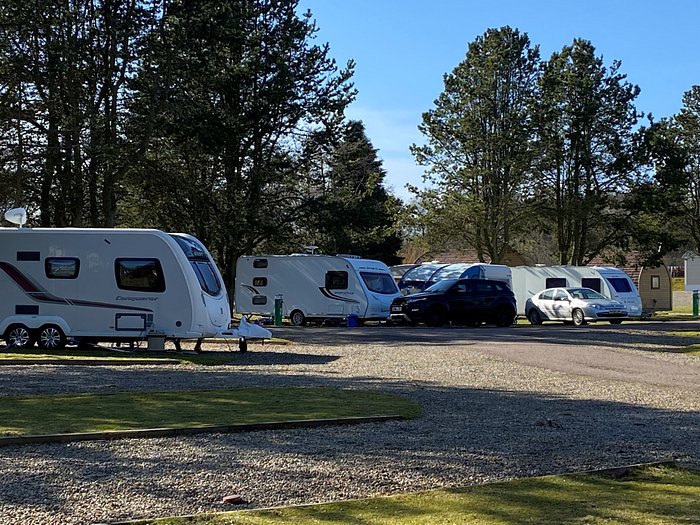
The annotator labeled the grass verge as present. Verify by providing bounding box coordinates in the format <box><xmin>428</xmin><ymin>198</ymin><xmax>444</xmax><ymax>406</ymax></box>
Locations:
<box><xmin>0</xmin><ymin>387</ymin><xmax>421</xmax><ymax>436</ymax></box>
<box><xmin>128</xmin><ymin>464</ymin><xmax>700</xmax><ymax>525</ymax></box>
<box><xmin>0</xmin><ymin>345</ymin><xmax>286</xmax><ymax>366</ymax></box>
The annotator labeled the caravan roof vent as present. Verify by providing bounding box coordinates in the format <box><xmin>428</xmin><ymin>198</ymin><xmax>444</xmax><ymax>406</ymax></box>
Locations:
<box><xmin>4</xmin><ymin>207</ymin><xmax>27</xmax><ymax>227</ymax></box>
<box><xmin>336</xmin><ymin>254</ymin><xmax>361</xmax><ymax>259</ymax></box>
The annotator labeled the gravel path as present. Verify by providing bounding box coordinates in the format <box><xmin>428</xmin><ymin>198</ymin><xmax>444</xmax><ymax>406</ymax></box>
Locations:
<box><xmin>0</xmin><ymin>329</ymin><xmax>698</xmax><ymax>525</ymax></box>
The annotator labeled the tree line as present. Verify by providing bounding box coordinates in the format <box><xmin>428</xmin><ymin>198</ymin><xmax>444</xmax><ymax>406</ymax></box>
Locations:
<box><xmin>0</xmin><ymin>0</ymin><xmax>401</xmax><ymax>291</ymax></box>
<box><xmin>408</xmin><ymin>27</ymin><xmax>700</xmax><ymax>268</ymax></box>
<box><xmin>1</xmin><ymin>5</ymin><xmax>698</xmax><ymax>287</ymax></box>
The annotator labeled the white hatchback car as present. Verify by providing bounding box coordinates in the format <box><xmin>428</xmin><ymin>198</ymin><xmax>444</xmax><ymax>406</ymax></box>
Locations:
<box><xmin>525</xmin><ymin>287</ymin><xmax>628</xmax><ymax>326</ymax></box>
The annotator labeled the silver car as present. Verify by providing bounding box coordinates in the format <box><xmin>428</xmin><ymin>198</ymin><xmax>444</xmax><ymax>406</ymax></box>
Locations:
<box><xmin>525</xmin><ymin>287</ymin><xmax>628</xmax><ymax>326</ymax></box>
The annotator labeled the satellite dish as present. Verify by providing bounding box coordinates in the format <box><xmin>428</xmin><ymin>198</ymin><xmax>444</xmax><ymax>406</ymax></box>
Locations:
<box><xmin>4</xmin><ymin>207</ymin><xmax>27</xmax><ymax>227</ymax></box>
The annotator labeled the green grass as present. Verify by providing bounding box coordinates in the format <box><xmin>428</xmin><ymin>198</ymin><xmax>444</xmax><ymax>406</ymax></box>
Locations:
<box><xmin>0</xmin><ymin>387</ymin><xmax>421</xmax><ymax>436</ymax></box>
<box><xmin>130</xmin><ymin>465</ymin><xmax>700</xmax><ymax>525</ymax></box>
<box><xmin>0</xmin><ymin>345</ymin><xmax>285</xmax><ymax>366</ymax></box>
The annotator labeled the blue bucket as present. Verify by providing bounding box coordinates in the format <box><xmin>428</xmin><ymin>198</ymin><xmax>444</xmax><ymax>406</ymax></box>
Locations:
<box><xmin>347</xmin><ymin>313</ymin><xmax>359</xmax><ymax>327</ymax></box>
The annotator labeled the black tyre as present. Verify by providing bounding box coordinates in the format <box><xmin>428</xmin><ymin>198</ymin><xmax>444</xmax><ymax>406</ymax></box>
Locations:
<box><xmin>425</xmin><ymin>307</ymin><xmax>446</xmax><ymax>327</ymax></box>
<box><xmin>289</xmin><ymin>310</ymin><xmax>306</xmax><ymax>327</ymax></box>
<box><xmin>609</xmin><ymin>319</ymin><xmax>623</xmax><ymax>325</ymax></box>
<box><xmin>37</xmin><ymin>325</ymin><xmax>67</xmax><ymax>349</ymax></box>
<box><xmin>527</xmin><ymin>309</ymin><xmax>542</xmax><ymax>325</ymax></box>
<box><xmin>4</xmin><ymin>324</ymin><xmax>35</xmax><ymax>348</ymax></box>
<box><xmin>572</xmin><ymin>308</ymin><xmax>586</xmax><ymax>326</ymax></box>
<box><xmin>494</xmin><ymin>306</ymin><xmax>515</xmax><ymax>327</ymax></box>
<box><xmin>239</xmin><ymin>338</ymin><xmax>248</xmax><ymax>353</ymax></box>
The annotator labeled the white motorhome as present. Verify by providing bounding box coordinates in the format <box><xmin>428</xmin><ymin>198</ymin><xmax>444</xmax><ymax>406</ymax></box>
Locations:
<box><xmin>0</xmin><ymin>220</ymin><xmax>269</xmax><ymax>350</ymax></box>
<box><xmin>511</xmin><ymin>265</ymin><xmax>643</xmax><ymax>317</ymax></box>
<box><xmin>235</xmin><ymin>254</ymin><xmax>401</xmax><ymax>325</ymax></box>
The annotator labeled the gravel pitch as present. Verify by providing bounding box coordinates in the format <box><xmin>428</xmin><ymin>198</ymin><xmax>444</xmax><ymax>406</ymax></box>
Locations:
<box><xmin>0</xmin><ymin>329</ymin><xmax>698</xmax><ymax>525</ymax></box>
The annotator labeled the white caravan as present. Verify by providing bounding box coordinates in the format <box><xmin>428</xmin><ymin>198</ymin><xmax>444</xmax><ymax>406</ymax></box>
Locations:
<box><xmin>0</xmin><ymin>221</ymin><xmax>270</xmax><ymax>351</ymax></box>
<box><xmin>235</xmin><ymin>254</ymin><xmax>401</xmax><ymax>325</ymax></box>
<box><xmin>511</xmin><ymin>265</ymin><xmax>643</xmax><ymax>317</ymax></box>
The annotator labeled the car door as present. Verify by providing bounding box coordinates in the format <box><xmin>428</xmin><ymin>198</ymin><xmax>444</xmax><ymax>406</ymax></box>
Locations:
<box><xmin>552</xmin><ymin>289</ymin><xmax>572</xmax><ymax>320</ymax></box>
<box><xmin>449</xmin><ymin>280</ymin><xmax>477</xmax><ymax>322</ymax></box>
<box><xmin>537</xmin><ymin>289</ymin><xmax>555</xmax><ymax>318</ymax></box>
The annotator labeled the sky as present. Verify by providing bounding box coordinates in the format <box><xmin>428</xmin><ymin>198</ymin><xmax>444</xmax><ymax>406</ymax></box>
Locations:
<box><xmin>296</xmin><ymin>0</ymin><xmax>700</xmax><ymax>201</ymax></box>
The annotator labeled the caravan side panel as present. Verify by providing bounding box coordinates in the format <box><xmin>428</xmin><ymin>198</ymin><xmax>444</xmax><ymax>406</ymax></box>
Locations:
<box><xmin>234</xmin><ymin>255</ymin><xmax>368</xmax><ymax>322</ymax></box>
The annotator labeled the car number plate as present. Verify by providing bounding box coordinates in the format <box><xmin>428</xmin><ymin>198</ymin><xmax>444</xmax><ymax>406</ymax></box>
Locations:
<box><xmin>391</xmin><ymin>306</ymin><xmax>402</xmax><ymax>312</ymax></box>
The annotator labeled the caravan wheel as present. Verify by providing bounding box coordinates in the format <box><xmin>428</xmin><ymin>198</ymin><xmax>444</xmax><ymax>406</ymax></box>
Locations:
<box><xmin>4</xmin><ymin>324</ymin><xmax>35</xmax><ymax>348</ymax></box>
<box><xmin>289</xmin><ymin>310</ymin><xmax>306</xmax><ymax>326</ymax></box>
<box><xmin>37</xmin><ymin>325</ymin><xmax>67</xmax><ymax>350</ymax></box>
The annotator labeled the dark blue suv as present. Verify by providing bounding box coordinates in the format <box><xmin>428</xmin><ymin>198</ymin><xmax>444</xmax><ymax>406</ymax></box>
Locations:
<box><xmin>390</xmin><ymin>278</ymin><xmax>516</xmax><ymax>327</ymax></box>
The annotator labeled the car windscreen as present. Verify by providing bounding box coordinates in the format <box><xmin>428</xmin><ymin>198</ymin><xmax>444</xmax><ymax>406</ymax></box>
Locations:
<box><xmin>431</xmin><ymin>263</ymin><xmax>472</xmax><ymax>280</ymax></box>
<box><xmin>360</xmin><ymin>272</ymin><xmax>399</xmax><ymax>294</ymax></box>
<box><xmin>425</xmin><ymin>279</ymin><xmax>458</xmax><ymax>292</ymax></box>
<box><xmin>569</xmin><ymin>288</ymin><xmax>606</xmax><ymax>300</ymax></box>
<box><xmin>605</xmin><ymin>277</ymin><xmax>633</xmax><ymax>293</ymax></box>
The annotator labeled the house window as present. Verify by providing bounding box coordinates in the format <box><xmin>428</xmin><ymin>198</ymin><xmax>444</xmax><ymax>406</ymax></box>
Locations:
<box><xmin>651</xmin><ymin>275</ymin><xmax>660</xmax><ymax>289</ymax></box>
<box><xmin>115</xmin><ymin>258</ymin><xmax>165</xmax><ymax>292</ymax></box>
<box><xmin>45</xmin><ymin>257</ymin><xmax>80</xmax><ymax>279</ymax></box>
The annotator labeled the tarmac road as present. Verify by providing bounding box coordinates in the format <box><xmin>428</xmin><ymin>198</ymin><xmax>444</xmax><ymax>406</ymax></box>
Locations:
<box><xmin>268</xmin><ymin>320</ymin><xmax>700</xmax><ymax>390</ymax></box>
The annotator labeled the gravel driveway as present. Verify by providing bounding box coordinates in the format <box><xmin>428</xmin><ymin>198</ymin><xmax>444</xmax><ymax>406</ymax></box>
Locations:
<box><xmin>0</xmin><ymin>322</ymin><xmax>698</xmax><ymax>525</ymax></box>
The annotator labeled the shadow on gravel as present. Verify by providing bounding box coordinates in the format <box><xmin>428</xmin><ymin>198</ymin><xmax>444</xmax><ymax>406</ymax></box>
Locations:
<box><xmin>0</xmin><ymin>371</ymin><xmax>697</xmax><ymax>523</ymax></box>
<box><xmin>272</xmin><ymin>321</ymin><xmax>700</xmax><ymax>353</ymax></box>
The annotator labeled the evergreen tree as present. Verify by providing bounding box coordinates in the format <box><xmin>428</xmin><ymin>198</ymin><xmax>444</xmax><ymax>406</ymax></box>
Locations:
<box><xmin>411</xmin><ymin>27</ymin><xmax>540</xmax><ymax>262</ymax></box>
<box><xmin>300</xmin><ymin>120</ymin><xmax>402</xmax><ymax>263</ymax></box>
<box><xmin>127</xmin><ymin>0</ymin><xmax>355</xmax><ymax>290</ymax></box>
<box><xmin>533</xmin><ymin>39</ymin><xmax>642</xmax><ymax>264</ymax></box>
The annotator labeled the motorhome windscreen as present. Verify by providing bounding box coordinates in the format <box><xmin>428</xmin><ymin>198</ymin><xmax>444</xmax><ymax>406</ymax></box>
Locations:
<box><xmin>606</xmin><ymin>277</ymin><xmax>633</xmax><ymax>293</ymax></box>
<box><xmin>360</xmin><ymin>272</ymin><xmax>399</xmax><ymax>294</ymax></box>
<box><xmin>171</xmin><ymin>235</ymin><xmax>222</xmax><ymax>296</ymax></box>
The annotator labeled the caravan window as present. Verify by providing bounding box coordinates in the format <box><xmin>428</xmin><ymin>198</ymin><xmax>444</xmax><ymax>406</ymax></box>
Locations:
<box><xmin>545</xmin><ymin>278</ymin><xmax>567</xmax><ymax>288</ymax></box>
<box><xmin>606</xmin><ymin>277</ymin><xmax>633</xmax><ymax>293</ymax></box>
<box><xmin>45</xmin><ymin>257</ymin><xmax>80</xmax><ymax>279</ymax></box>
<box><xmin>360</xmin><ymin>272</ymin><xmax>398</xmax><ymax>294</ymax></box>
<box><xmin>191</xmin><ymin>261</ymin><xmax>221</xmax><ymax>296</ymax></box>
<box><xmin>326</xmin><ymin>271</ymin><xmax>348</xmax><ymax>290</ymax></box>
<box><xmin>253</xmin><ymin>259</ymin><xmax>268</xmax><ymax>268</ymax></box>
<box><xmin>581</xmin><ymin>278</ymin><xmax>601</xmax><ymax>292</ymax></box>
<box><xmin>115</xmin><ymin>258</ymin><xmax>165</xmax><ymax>292</ymax></box>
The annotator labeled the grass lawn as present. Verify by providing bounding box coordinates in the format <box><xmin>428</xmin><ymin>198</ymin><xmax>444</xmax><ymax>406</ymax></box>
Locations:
<box><xmin>0</xmin><ymin>387</ymin><xmax>421</xmax><ymax>436</ymax></box>
<box><xmin>0</xmin><ymin>345</ymin><xmax>282</xmax><ymax>366</ymax></box>
<box><xmin>129</xmin><ymin>464</ymin><xmax>700</xmax><ymax>525</ymax></box>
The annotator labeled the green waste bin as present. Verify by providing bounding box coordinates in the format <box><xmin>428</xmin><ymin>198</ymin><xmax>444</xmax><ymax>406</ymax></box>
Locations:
<box><xmin>274</xmin><ymin>294</ymin><xmax>283</xmax><ymax>326</ymax></box>
<box><xmin>694</xmin><ymin>290</ymin><xmax>699</xmax><ymax>317</ymax></box>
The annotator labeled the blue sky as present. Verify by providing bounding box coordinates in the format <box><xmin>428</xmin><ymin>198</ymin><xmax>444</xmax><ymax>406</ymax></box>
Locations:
<box><xmin>297</xmin><ymin>0</ymin><xmax>700</xmax><ymax>201</ymax></box>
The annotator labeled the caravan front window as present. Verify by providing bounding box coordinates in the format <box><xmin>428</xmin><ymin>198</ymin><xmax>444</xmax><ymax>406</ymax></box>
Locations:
<box><xmin>171</xmin><ymin>235</ymin><xmax>222</xmax><ymax>296</ymax></box>
<box><xmin>115</xmin><ymin>259</ymin><xmax>165</xmax><ymax>292</ymax></box>
<box><xmin>360</xmin><ymin>272</ymin><xmax>399</xmax><ymax>294</ymax></box>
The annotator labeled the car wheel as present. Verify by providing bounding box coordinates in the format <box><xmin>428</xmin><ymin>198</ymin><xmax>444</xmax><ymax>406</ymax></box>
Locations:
<box><xmin>609</xmin><ymin>319</ymin><xmax>623</xmax><ymax>325</ymax></box>
<box><xmin>425</xmin><ymin>307</ymin><xmax>446</xmax><ymax>327</ymax></box>
<box><xmin>37</xmin><ymin>325</ymin><xmax>67</xmax><ymax>350</ymax></box>
<box><xmin>289</xmin><ymin>310</ymin><xmax>306</xmax><ymax>327</ymax></box>
<box><xmin>572</xmin><ymin>308</ymin><xmax>586</xmax><ymax>326</ymax></box>
<box><xmin>527</xmin><ymin>309</ymin><xmax>542</xmax><ymax>325</ymax></box>
<box><xmin>4</xmin><ymin>324</ymin><xmax>35</xmax><ymax>348</ymax></box>
<box><xmin>494</xmin><ymin>306</ymin><xmax>515</xmax><ymax>327</ymax></box>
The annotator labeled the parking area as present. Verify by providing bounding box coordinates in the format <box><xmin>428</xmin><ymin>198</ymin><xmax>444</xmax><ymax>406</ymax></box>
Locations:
<box><xmin>0</xmin><ymin>320</ymin><xmax>698</xmax><ymax>524</ymax></box>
